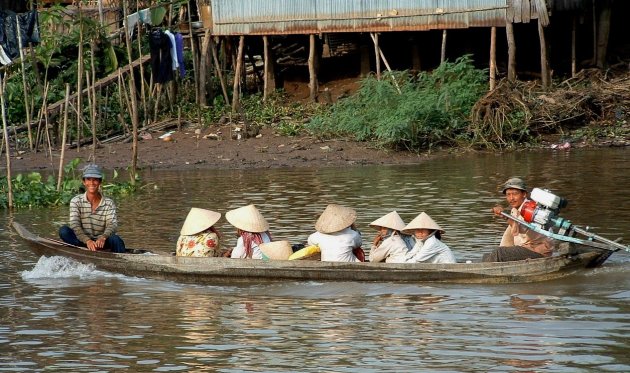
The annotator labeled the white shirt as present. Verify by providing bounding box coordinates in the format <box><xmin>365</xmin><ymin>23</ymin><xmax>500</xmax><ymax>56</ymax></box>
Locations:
<box><xmin>231</xmin><ymin>232</ymin><xmax>271</xmax><ymax>259</ymax></box>
<box><xmin>307</xmin><ymin>227</ymin><xmax>362</xmax><ymax>262</ymax></box>
<box><xmin>369</xmin><ymin>233</ymin><xmax>411</xmax><ymax>263</ymax></box>
<box><xmin>405</xmin><ymin>235</ymin><xmax>456</xmax><ymax>264</ymax></box>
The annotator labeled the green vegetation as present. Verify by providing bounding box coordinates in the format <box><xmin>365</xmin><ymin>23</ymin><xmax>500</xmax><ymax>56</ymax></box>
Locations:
<box><xmin>0</xmin><ymin>159</ymin><xmax>138</xmax><ymax>209</ymax></box>
<box><xmin>307</xmin><ymin>56</ymin><xmax>488</xmax><ymax>150</ymax></box>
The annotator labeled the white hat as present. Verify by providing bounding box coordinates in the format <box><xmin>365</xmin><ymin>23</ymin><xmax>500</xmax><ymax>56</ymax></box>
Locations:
<box><xmin>402</xmin><ymin>212</ymin><xmax>444</xmax><ymax>234</ymax></box>
<box><xmin>259</xmin><ymin>240</ymin><xmax>293</xmax><ymax>260</ymax></box>
<box><xmin>314</xmin><ymin>204</ymin><xmax>357</xmax><ymax>234</ymax></box>
<box><xmin>180</xmin><ymin>208</ymin><xmax>221</xmax><ymax>235</ymax></box>
<box><xmin>369</xmin><ymin>211</ymin><xmax>406</xmax><ymax>232</ymax></box>
<box><xmin>225</xmin><ymin>204</ymin><xmax>269</xmax><ymax>233</ymax></box>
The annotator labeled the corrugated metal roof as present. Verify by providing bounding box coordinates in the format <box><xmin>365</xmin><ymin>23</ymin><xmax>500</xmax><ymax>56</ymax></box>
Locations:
<box><xmin>209</xmin><ymin>0</ymin><xmax>544</xmax><ymax>36</ymax></box>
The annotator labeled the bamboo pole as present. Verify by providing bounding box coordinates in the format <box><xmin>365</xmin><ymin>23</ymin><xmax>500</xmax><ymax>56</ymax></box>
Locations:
<box><xmin>123</xmin><ymin>0</ymin><xmax>139</xmax><ymax>184</ymax></box>
<box><xmin>76</xmin><ymin>5</ymin><xmax>84</xmax><ymax>152</ymax></box>
<box><xmin>210</xmin><ymin>37</ymin><xmax>230</xmax><ymax>106</ymax></box>
<box><xmin>506</xmin><ymin>22</ymin><xmax>516</xmax><ymax>82</ymax></box>
<box><xmin>16</xmin><ymin>17</ymin><xmax>33</xmax><ymax>151</ymax></box>
<box><xmin>372</xmin><ymin>33</ymin><xmax>381</xmax><ymax>80</ymax></box>
<box><xmin>231</xmin><ymin>35</ymin><xmax>245</xmax><ymax>113</ymax></box>
<box><xmin>136</xmin><ymin>23</ymin><xmax>148</xmax><ymax>127</ymax></box>
<box><xmin>489</xmin><ymin>27</ymin><xmax>496</xmax><ymax>91</ymax></box>
<box><xmin>57</xmin><ymin>84</ymin><xmax>71</xmax><ymax>191</ymax></box>
<box><xmin>369</xmin><ymin>33</ymin><xmax>401</xmax><ymax>94</ymax></box>
<box><xmin>441</xmin><ymin>30</ymin><xmax>447</xmax><ymax>63</ymax></box>
<box><xmin>0</xmin><ymin>74</ymin><xmax>13</xmax><ymax>208</ymax></box>
<box><xmin>90</xmin><ymin>41</ymin><xmax>98</xmax><ymax>161</ymax></box>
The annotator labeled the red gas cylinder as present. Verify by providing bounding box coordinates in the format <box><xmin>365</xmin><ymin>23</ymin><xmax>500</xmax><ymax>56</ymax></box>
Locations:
<box><xmin>520</xmin><ymin>200</ymin><xmax>538</xmax><ymax>223</ymax></box>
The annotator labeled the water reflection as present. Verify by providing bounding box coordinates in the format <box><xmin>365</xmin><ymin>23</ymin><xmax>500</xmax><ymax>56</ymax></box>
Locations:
<box><xmin>2</xmin><ymin>148</ymin><xmax>630</xmax><ymax>371</ymax></box>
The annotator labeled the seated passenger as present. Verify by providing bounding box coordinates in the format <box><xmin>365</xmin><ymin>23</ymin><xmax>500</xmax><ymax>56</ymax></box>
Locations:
<box><xmin>308</xmin><ymin>204</ymin><xmax>363</xmax><ymax>262</ymax></box>
<box><xmin>59</xmin><ymin>164</ymin><xmax>125</xmax><ymax>253</ymax></box>
<box><xmin>368</xmin><ymin>211</ymin><xmax>415</xmax><ymax>263</ymax></box>
<box><xmin>176</xmin><ymin>208</ymin><xmax>223</xmax><ymax>257</ymax></box>
<box><xmin>225</xmin><ymin>204</ymin><xmax>272</xmax><ymax>259</ymax></box>
<box><xmin>483</xmin><ymin>177</ymin><xmax>555</xmax><ymax>262</ymax></box>
<box><xmin>404</xmin><ymin>212</ymin><xmax>456</xmax><ymax>264</ymax></box>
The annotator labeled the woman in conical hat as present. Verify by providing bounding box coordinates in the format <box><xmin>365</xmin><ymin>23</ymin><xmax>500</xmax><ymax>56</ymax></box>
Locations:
<box><xmin>307</xmin><ymin>204</ymin><xmax>363</xmax><ymax>262</ymax></box>
<box><xmin>225</xmin><ymin>204</ymin><xmax>272</xmax><ymax>259</ymax></box>
<box><xmin>176</xmin><ymin>208</ymin><xmax>223</xmax><ymax>257</ymax></box>
<box><xmin>368</xmin><ymin>211</ymin><xmax>415</xmax><ymax>263</ymax></box>
<box><xmin>403</xmin><ymin>212</ymin><xmax>456</xmax><ymax>264</ymax></box>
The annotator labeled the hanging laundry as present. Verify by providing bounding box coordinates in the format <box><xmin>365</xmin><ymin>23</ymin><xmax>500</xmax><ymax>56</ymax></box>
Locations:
<box><xmin>149</xmin><ymin>29</ymin><xmax>173</xmax><ymax>84</ymax></box>
<box><xmin>0</xmin><ymin>10</ymin><xmax>40</xmax><ymax>64</ymax></box>
<box><xmin>163</xmin><ymin>30</ymin><xmax>178</xmax><ymax>71</ymax></box>
<box><xmin>174</xmin><ymin>33</ymin><xmax>185</xmax><ymax>78</ymax></box>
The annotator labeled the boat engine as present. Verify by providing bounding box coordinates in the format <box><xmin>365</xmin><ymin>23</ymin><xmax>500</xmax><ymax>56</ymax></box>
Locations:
<box><xmin>501</xmin><ymin>188</ymin><xmax>630</xmax><ymax>253</ymax></box>
<box><xmin>520</xmin><ymin>188</ymin><xmax>573</xmax><ymax>234</ymax></box>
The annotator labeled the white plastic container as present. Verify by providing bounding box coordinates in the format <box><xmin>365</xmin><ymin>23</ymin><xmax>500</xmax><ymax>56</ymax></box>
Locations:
<box><xmin>531</xmin><ymin>188</ymin><xmax>563</xmax><ymax>209</ymax></box>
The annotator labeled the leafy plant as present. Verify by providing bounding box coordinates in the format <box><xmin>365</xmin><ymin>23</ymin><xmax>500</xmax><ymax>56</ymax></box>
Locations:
<box><xmin>307</xmin><ymin>56</ymin><xmax>488</xmax><ymax>150</ymax></box>
<box><xmin>0</xmin><ymin>158</ymin><xmax>139</xmax><ymax>209</ymax></box>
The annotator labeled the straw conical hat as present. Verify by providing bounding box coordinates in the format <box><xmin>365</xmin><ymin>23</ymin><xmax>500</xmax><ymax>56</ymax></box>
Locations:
<box><xmin>225</xmin><ymin>204</ymin><xmax>269</xmax><ymax>233</ymax></box>
<box><xmin>314</xmin><ymin>204</ymin><xmax>357</xmax><ymax>234</ymax></box>
<box><xmin>402</xmin><ymin>212</ymin><xmax>444</xmax><ymax>234</ymax></box>
<box><xmin>369</xmin><ymin>211</ymin><xmax>406</xmax><ymax>232</ymax></box>
<box><xmin>259</xmin><ymin>240</ymin><xmax>293</xmax><ymax>260</ymax></box>
<box><xmin>180</xmin><ymin>208</ymin><xmax>221</xmax><ymax>235</ymax></box>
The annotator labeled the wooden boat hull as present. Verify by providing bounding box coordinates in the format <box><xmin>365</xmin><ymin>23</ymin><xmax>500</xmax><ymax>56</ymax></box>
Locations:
<box><xmin>13</xmin><ymin>222</ymin><xmax>612</xmax><ymax>284</ymax></box>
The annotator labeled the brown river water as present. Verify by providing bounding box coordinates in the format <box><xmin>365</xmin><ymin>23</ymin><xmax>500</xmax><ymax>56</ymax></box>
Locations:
<box><xmin>1</xmin><ymin>148</ymin><xmax>629</xmax><ymax>371</ymax></box>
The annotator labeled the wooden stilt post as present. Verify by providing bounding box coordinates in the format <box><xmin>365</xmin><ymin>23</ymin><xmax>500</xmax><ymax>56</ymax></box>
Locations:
<box><xmin>489</xmin><ymin>27</ymin><xmax>496</xmax><ymax>91</ymax></box>
<box><xmin>538</xmin><ymin>19</ymin><xmax>550</xmax><ymax>88</ymax></box>
<box><xmin>571</xmin><ymin>16</ymin><xmax>577</xmax><ymax>77</ymax></box>
<box><xmin>136</xmin><ymin>22</ymin><xmax>148</xmax><ymax>127</ymax></box>
<box><xmin>441</xmin><ymin>30</ymin><xmax>447</xmax><ymax>63</ymax></box>
<box><xmin>57</xmin><ymin>84</ymin><xmax>71</xmax><ymax>191</ymax></box>
<box><xmin>231</xmin><ymin>35</ymin><xmax>245</xmax><ymax>113</ymax></box>
<box><xmin>411</xmin><ymin>36</ymin><xmax>421</xmax><ymax>71</ymax></box>
<box><xmin>263</xmin><ymin>35</ymin><xmax>276</xmax><ymax>101</ymax></box>
<box><xmin>308</xmin><ymin>34</ymin><xmax>318</xmax><ymax>102</ymax></box>
<box><xmin>372</xmin><ymin>33</ymin><xmax>381</xmax><ymax>80</ymax></box>
<box><xmin>506</xmin><ymin>22</ymin><xmax>516</xmax><ymax>82</ymax></box>
<box><xmin>199</xmin><ymin>29</ymin><xmax>211</xmax><ymax>106</ymax></box>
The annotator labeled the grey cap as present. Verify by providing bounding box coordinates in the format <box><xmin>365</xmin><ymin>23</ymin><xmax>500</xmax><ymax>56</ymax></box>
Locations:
<box><xmin>82</xmin><ymin>164</ymin><xmax>103</xmax><ymax>179</ymax></box>
<box><xmin>501</xmin><ymin>177</ymin><xmax>527</xmax><ymax>194</ymax></box>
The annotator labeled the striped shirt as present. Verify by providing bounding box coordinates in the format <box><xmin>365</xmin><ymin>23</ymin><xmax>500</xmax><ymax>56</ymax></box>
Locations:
<box><xmin>68</xmin><ymin>192</ymin><xmax>118</xmax><ymax>243</ymax></box>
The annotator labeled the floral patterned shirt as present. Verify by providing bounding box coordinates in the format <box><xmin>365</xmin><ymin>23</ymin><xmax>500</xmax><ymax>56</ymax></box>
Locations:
<box><xmin>176</xmin><ymin>231</ymin><xmax>221</xmax><ymax>257</ymax></box>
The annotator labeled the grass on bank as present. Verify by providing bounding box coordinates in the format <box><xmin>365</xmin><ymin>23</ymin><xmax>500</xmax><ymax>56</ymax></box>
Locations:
<box><xmin>307</xmin><ymin>55</ymin><xmax>491</xmax><ymax>151</ymax></box>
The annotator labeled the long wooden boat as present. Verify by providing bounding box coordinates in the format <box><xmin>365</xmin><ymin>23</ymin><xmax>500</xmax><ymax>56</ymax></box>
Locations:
<box><xmin>13</xmin><ymin>222</ymin><xmax>614</xmax><ymax>284</ymax></box>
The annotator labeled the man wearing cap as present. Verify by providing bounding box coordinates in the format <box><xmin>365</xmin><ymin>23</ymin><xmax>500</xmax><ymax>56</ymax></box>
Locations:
<box><xmin>483</xmin><ymin>177</ymin><xmax>554</xmax><ymax>262</ymax></box>
<box><xmin>58</xmin><ymin>164</ymin><xmax>126</xmax><ymax>253</ymax></box>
